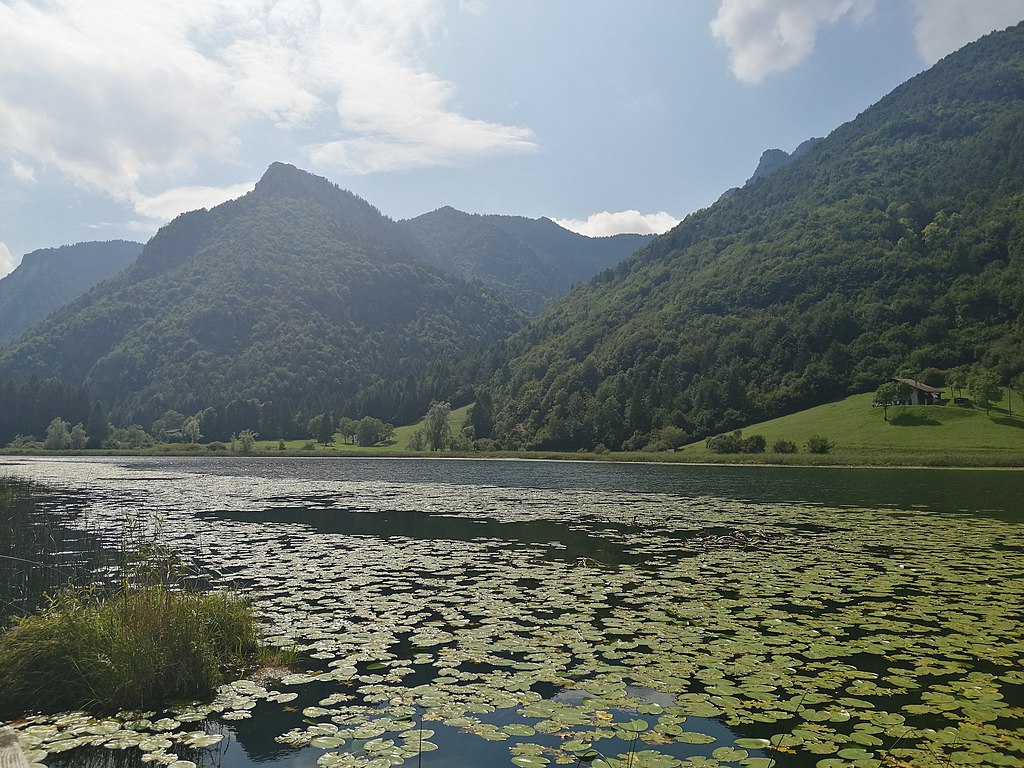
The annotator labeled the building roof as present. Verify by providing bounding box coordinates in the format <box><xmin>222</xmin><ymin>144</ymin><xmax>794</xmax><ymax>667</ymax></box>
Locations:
<box><xmin>894</xmin><ymin>377</ymin><xmax>944</xmax><ymax>394</ymax></box>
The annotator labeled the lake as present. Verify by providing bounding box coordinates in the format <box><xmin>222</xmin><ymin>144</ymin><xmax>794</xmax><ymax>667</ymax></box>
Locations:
<box><xmin>1</xmin><ymin>456</ymin><xmax>1021</xmax><ymax>768</ymax></box>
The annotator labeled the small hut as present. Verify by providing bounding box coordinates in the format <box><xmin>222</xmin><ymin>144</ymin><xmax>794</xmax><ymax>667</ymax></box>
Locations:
<box><xmin>893</xmin><ymin>377</ymin><xmax>944</xmax><ymax>405</ymax></box>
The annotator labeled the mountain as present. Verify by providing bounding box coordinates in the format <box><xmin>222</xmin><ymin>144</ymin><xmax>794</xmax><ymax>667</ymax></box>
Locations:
<box><xmin>398</xmin><ymin>208</ymin><xmax>652</xmax><ymax>313</ymax></box>
<box><xmin>0</xmin><ymin>240</ymin><xmax>142</xmax><ymax>348</ymax></box>
<box><xmin>718</xmin><ymin>137</ymin><xmax>824</xmax><ymax>201</ymax></box>
<box><xmin>744</xmin><ymin>138</ymin><xmax>823</xmax><ymax>186</ymax></box>
<box><xmin>483</xmin><ymin>23</ymin><xmax>1024</xmax><ymax>451</ymax></box>
<box><xmin>0</xmin><ymin>163</ymin><xmax>524</xmax><ymax>431</ymax></box>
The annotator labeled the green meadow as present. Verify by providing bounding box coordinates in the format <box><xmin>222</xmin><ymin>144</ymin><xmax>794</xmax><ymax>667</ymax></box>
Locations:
<box><xmin>252</xmin><ymin>393</ymin><xmax>1023</xmax><ymax>467</ymax></box>
<box><xmin>676</xmin><ymin>391</ymin><xmax>1024</xmax><ymax>467</ymax></box>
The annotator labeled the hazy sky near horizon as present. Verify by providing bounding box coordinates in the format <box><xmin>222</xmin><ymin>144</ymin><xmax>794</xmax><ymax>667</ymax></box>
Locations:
<box><xmin>2</xmin><ymin>0</ymin><xmax>1023</xmax><ymax>277</ymax></box>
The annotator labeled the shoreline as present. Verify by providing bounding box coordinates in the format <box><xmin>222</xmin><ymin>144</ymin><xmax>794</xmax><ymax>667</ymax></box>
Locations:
<box><xmin>1</xmin><ymin>447</ymin><xmax>1022</xmax><ymax>471</ymax></box>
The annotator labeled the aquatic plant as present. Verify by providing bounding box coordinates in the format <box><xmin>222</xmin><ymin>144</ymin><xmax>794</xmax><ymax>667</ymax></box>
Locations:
<box><xmin>0</xmin><ymin>584</ymin><xmax>271</xmax><ymax>717</ymax></box>
<box><xmin>3</xmin><ymin>460</ymin><xmax>1021</xmax><ymax>768</ymax></box>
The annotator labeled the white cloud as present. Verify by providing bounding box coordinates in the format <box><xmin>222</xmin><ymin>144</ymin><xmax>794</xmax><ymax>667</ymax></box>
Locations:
<box><xmin>554</xmin><ymin>211</ymin><xmax>680</xmax><ymax>238</ymax></box>
<box><xmin>131</xmin><ymin>182</ymin><xmax>256</xmax><ymax>221</ymax></box>
<box><xmin>912</xmin><ymin>0</ymin><xmax>1024</xmax><ymax>63</ymax></box>
<box><xmin>10</xmin><ymin>159</ymin><xmax>36</xmax><ymax>183</ymax></box>
<box><xmin>0</xmin><ymin>0</ymin><xmax>534</xmax><ymax>205</ymax></box>
<box><xmin>711</xmin><ymin>0</ymin><xmax>876</xmax><ymax>84</ymax></box>
<box><xmin>0</xmin><ymin>242</ymin><xmax>19</xmax><ymax>278</ymax></box>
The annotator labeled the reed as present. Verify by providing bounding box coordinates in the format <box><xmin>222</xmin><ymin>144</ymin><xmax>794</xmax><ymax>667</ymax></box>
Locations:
<box><xmin>0</xmin><ymin>478</ymin><xmax>290</xmax><ymax>717</ymax></box>
<box><xmin>0</xmin><ymin>583</ymin><xmax>273</xmax><ymax>717</ymax></box>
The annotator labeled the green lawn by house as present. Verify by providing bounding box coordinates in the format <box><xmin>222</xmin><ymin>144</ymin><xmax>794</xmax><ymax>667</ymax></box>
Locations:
<box><xmin>677</xmin><ymin>390</ymin><xmax>1024</xmax><ymax>466</ymax></box>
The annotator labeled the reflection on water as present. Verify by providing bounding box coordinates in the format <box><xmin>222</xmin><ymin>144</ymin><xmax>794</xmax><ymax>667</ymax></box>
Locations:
<box><xmin>204</xmin><ymin>505</ymin><xmax>648</xmax><ymax>566</ymax></box>
<box><xmin>1</xmin><ymin>457</ymin><xmax>1021</xmax><ymax>768</ymax></box>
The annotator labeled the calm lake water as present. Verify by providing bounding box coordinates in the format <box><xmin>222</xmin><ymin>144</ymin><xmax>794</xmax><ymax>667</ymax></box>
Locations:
<box><xmin>1</xmin><ymin>457</ymin><xmax>1022</xmax><ymax>768</ymax></box>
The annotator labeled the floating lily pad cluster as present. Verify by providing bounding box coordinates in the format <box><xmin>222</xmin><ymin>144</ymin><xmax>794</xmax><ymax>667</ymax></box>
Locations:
<box><xmin>5</xmin><ymin>459</ymin><xmax>1023</xmax><ymax>768</ymax></box>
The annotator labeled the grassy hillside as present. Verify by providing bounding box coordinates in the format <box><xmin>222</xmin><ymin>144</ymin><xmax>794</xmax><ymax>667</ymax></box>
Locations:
<box><xmin>678</xmin><ymin>391</ymin><xmax>1024</xmax><ymax>466</ymax></box>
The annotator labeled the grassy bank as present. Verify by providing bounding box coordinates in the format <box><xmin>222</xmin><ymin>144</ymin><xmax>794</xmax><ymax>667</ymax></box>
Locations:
<box><xmin>0</xmin><ymin>479</ymin><xmax>290</xmax><ymax>717</ymax></box>
<box><xmin>0</xmin><ymin>586</ymin><xmax>273</xmax><ymax>717</ymax></box>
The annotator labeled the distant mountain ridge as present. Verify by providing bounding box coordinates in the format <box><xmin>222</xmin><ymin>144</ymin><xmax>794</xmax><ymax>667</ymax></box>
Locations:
<box><xmin>0</xmin><ymin>163</ymin><xmax>524</xmax><ymax>429</ymax></box>
<box><xmin>0</xmin><ymin>240</ymin><xmax>142</xmax><ymax>348</ymax></box>
<box><xmin>399</xmin><ymin>207</ymin><xmax>652</xmax><ymax>313</ymax></box>
<box><xmin>484</xmin><ymin>22</ymin><xmax>1024</xmax><ymax>451</ymax></box>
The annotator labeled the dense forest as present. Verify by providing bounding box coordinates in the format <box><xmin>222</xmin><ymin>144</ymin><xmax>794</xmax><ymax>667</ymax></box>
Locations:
<box><xmin>399</xmin><ymin>208</ymin><xmax>651</xmax><ymax>313</ymax></box>
<box><xmin>0</xmin><ymin>240</ymin><xmax>141</xmax><ymax>348</ymax></box>
<box><xmin>481</xmin><ymin>23</ymin><xmax>1024</xmax><ymax>451</ymax></box>
<box><xmin>0</xmin><ymin>163</ymin><xmax>524</xmax><ymax>432</ymax></box>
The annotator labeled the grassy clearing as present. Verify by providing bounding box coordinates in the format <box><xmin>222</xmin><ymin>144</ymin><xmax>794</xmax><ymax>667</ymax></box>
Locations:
<box><xmin>677</xmin><ymin>391</ymin><xmax>1024</xmax><ymax>466</ymax></box>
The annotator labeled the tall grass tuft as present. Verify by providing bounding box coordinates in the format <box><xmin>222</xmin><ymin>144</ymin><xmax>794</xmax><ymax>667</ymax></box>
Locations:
<box><xmin>1</xmin><ymin>477</ymin><xmax>291</xmax><ymax>718</ymax></box>
<box><xmin>0</xmin><ymin>584</ymin><xmax>269</xmax><ymax>717</ymax></box>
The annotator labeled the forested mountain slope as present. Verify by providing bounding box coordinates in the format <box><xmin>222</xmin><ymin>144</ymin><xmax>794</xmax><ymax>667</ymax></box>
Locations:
<box><xmin>399</xmin><ymin>207</ymin><xmax>651</xmax><ymax>313</ymax></box>
<box><xmin>0</xmin><ymin>163</ymin><xmax>524</xmax><ymax>428</ymax></box>
<box><xmin>0</xmin><ymin>240</ymin><xmax>141</xmax><ymax>348</ymax></box>
<box><xmin>485</xmin><ymin>23</ymin><xmax>1024</xmax><ymax>451</ymax></box>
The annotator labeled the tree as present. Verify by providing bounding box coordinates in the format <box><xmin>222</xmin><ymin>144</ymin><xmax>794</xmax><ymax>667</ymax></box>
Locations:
<box><xmin>151</xmin><ymin>410</ymin><xmax>185</xmax><ymax>442</ymax></box>
<box><xmin>1011</xmin><ymin>373</ymin><xmax>1024</xmax><ymax>419</ymax></box>
<box><xmin>407</xmin><ymin>429</ymin><xmax>426</xmax><ymax>451</ymax></box>
<box><xmin>338</xmin><ymin>417</ymin><xmax>358</xmax><ymax>444</ymax></box>
<box><xmin>182</xmin><ymin>416</ymin><xmax>201</xmax><ymax>444</ymax></box>
<box><xmin>658</xmin><ymin>425</ymin><xmax>686</xmax><ymax>450</ymax></box>
<box><xmin>423</xmin><ymin>401</ymin><xmax>452</xmax><ymax>451</ymax></box>
<box><xmin>946</xmin><ymin>365</ymin><xmax>971</xmax><ymax>399</ymax></box>
<box><xmin>969</xmin><ymin>370</ymin><xmax>1002</xmax><ymax>414</ymax></box>
<box><xmin>232</xmin><ymin>429</ymin><xmax>259</xmax><ymax>452</ymax></box>
<box><xmin>86</xmin><ymin>402</ymin><xmax>110</xmax><ymax>449</ymax></box>
<box><xmin>44</xmin><ymin>418</ymin><xmax>71</xmax><ymax>451</ymax></box>
<box><xmin>873</xmin><ymin>380</ymin><xmax>910</xmax><ymax>421</ymax></box>
<box><xmin>317</xmin><ymin>413</ymin><xmax>335</xmax><ymax>445</ymax></box>
<box><xmin>68</xmin><ymin>422</ymin><xmax>89</xmax><ymax>450</ymax></box>
<box><xmin>452</xmin><ymin>425</ymin><xmax>475</xmax><ymax>451</ymax></box>
<box><xmin>125</xmin><ymin>424</ymin><xmax>149</xmax><ymax>449</ymax></box>
<box><xmin>355</xmin><ymin>417</ymin><xmax>393</xmax><ymax>447</ymax></box>
<box><xmin>465</xmin><ymin>392</ymin><xmax>494</xmax><ymax>439</ymax></box>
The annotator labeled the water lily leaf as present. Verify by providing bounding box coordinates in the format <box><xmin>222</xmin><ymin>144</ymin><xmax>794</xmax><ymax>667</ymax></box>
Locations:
<box><xmin>511</xmin><ymin>756</ymin><xmax>551</xmax><ymax>767</ymax></box>
<box><xmin>734</xmin><ymin>739</ymin><xmax>770</xmax><ymax>750</ymax></box>
<box><xmin>310</xmin><ymin>736</ymin><xmax>345</xmax><ymax>749</ymax></box>
<box><xmin>712</xmin><ymin>747</ymin><xmax>749</xmax><ymax>762</ymax></box>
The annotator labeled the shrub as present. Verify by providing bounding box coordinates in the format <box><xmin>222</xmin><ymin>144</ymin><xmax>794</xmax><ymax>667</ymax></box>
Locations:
<box><xmin>741</xmin><ymin>434</ymin><xmax>766</xmax><ymax>453</ymax></box>
<box><xmin>593</xmin><ymin>443</ymin><xmax>610</xmax><ymax>454</ymax></box>
<box><xmin>207</xmin><ymin>441</ymin><xmax>228</xmax><ymax>451</ymax></box>
<box><xmin>772</xmin><ymin>439</ymin><xmax>798</xmax><ymax>454</ymax></box>
<box><xmin>706</xmin><ymin>430</ymin><xmax>744</xmax><ymax>454</ymax></box>
<box><xmin>806</xmin><ymin>434</ymin><xmax>833</xmax><ymax>454</ymax></box>
<box><xmin>0</xmin><ymin>586</ymin><xmax>279</xmax><ymax>717</ymax></box>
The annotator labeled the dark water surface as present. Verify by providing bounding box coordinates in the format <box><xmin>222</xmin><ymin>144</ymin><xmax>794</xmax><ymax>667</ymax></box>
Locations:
<box><xmin>1</xmin><ymin>457</ymin><xmax>1021</xmax><ymax>768</ymax></box>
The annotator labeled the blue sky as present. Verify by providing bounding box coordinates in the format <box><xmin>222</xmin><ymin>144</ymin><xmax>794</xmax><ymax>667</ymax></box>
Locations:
<box><xmin>1</xmin><ymin>0</ymin><xmax>1023</xmax><ymax>277</ymax></box>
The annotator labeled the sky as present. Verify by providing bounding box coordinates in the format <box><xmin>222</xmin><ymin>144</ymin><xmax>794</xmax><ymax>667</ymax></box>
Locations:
<box><xmin>1</xmin><ymin>0</ymin><xmax>1023</xmax><ymax>277</ymax></box>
